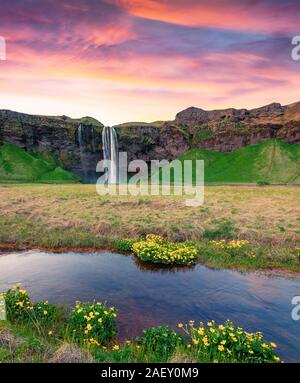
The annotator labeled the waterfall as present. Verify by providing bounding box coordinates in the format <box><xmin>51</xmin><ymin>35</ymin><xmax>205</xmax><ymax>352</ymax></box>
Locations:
<box><xmin>78</xmin><ymin>124</ymin><xmax>88</xmax><ymax>179</ymax></box>
<box><xmin>78</xmin><ymin>124</ymin><xmax>83</xmax><ymax>148</ymax></box>
<box><xmin>91</xmin><ymin>127</ymin><xmax>96</xmax><ymax>153</ymax></box>
<box><xmin>102</xmin><ymin>126</ymin><xmax>119</xmax><ymax>184</ymax></box>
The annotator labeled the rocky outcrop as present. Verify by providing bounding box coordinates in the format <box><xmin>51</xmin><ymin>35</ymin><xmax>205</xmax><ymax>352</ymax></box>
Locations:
<box><xmin>0</xmin><ymin>110</ymin><xmax>103</xmax><ymax>181</ymax></box>
<box><xmin>170</xmin><ymin>102</ymin><xmax>300</xmax><ymax>152</ymax></box>
<box><xmin>117</xmin><ymin>123</ymin><xmax>189</xmax><ymax>162</ymax></box>
<box><xmin>115</xmin><ymin>102</ymin><xmax>300</xmax><ymax>158</ymax></box>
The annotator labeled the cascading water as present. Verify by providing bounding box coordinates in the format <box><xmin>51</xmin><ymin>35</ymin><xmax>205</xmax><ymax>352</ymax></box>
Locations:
<box><xmin>102</xmin><ymin>126</ymin><xmax>119</xmax><ymax>184</ymax></box>
<box><xmin>91</xmin><ymin>127</ymin><xmax>96</xmax><ymax>153</ymax></box>
<box><xmin>78</xmin><ymin>124</ymin><xmax>89</xmax><ymax>180</ymax></box>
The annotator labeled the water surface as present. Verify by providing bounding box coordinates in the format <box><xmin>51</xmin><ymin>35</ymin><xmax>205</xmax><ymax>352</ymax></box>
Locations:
<box><xmin>0</xmin><ymin>250</ymin><xmax>299</xmax><ymax>362</ymax></box>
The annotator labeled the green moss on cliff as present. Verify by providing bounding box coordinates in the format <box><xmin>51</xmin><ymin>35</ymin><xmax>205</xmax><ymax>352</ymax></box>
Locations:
<box><xmin>0</xmin><ymin>143</ymin><xmax>80</xmax><ymax>183</ymax></box>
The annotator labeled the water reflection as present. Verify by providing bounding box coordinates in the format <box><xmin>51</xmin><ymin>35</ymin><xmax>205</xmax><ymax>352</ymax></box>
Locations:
<box><xmin>134</xmin><ymin>258</ymin><xmax>196</xmax><ymax>273</ymax></box>
<box><xmin>0</xmin><ymin>250</ymin><xmax>299</xmax><ymax>362</ymax></box>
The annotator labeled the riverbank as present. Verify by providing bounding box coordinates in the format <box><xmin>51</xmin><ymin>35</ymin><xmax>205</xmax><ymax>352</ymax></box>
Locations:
<box><xmin>0</xmin><ymin>286</ymin><xmax>282</xmax><ymax>363</ymax></box>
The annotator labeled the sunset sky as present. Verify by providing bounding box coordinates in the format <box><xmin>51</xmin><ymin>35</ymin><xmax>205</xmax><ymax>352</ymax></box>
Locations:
<box><xmin>0</xmin><ymin>0</ymin><xmax>299</xmax><ymax>125</ymax></box>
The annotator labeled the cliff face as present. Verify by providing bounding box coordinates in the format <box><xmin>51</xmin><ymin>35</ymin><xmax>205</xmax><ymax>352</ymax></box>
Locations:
<box><xmin>0</xmin><ymin>101</ymin><xmax>299</xmax><ymax>178</ymax></box>
<box><xmin>173</xmin><ymin>102</ymin><xmax>300</xmax><ymax>152</ymax></box>
<box><xmin>117</xmin><ymin>124</ymin><xmax>189</xmax><ymax>162</ymax></box>
<box><xmin>116</xmin><ymin>102</ymin><xmax>300</xmax><ymax>159</ymax></box>
<box><xmin>0</xmin><ymin>110</ymin><xmax>103</xmax><ymax>181</ymax></box>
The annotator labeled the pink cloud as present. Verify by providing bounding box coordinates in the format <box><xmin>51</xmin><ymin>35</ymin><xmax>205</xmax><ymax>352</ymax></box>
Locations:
<box><xmin>110</xmin><ymin>0</ymin><xmax>300</xmax><ymax>34</ymax></box>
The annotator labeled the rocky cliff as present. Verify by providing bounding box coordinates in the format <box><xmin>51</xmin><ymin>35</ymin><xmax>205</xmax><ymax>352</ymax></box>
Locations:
<box><xmin>0</xmin><ymin>110</ymin><xmax>103</xmax><ymax>181</ymax></box>
<box><xmin>115</xmin><ymin>101</ymin><xmax>300</xmax><ymax>159</ymax></box>
<box><xmin>0</xmin><ymin>101</ymin><xmax>299</xmax><ymax>179</ymax></box>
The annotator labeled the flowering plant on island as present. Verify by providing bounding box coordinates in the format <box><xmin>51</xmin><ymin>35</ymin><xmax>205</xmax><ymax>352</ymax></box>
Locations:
<box><xmin>132</xmin><ymin>234</ymin><xmax>197</xmax><ymax>265</ymax></box>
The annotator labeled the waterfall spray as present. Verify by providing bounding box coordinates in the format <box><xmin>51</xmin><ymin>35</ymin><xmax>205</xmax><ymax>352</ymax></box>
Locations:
<box><xmin>102</xmin><ymin>127</ymin><xmax>119</xmax><ymax>184</ymax></box>
<box><xmin>78</xmin><ymin>124</ymin><xmax>87</xmax><ymax>178</ymax></box>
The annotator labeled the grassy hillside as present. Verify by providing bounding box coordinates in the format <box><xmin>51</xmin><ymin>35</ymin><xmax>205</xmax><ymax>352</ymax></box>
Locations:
<box><xmin>0</xmin><ymin>143</ymin><xmax>80</xmax><ymax>183</ymax></box>
<box><xmin>177</xmin><ymin>139</ymin><xmax>300</xmax><ymax>184</ymax></box>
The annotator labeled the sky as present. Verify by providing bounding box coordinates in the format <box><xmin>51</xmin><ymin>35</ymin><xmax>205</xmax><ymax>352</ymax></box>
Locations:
<box><xmin>0</xmin><ymin>0</ymin><xmax>299</xmax><ymax>125</ymax></box>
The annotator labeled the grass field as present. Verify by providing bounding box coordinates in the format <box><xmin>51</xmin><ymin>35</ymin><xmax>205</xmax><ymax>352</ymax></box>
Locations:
<box><xmin>0</xmin><ymin>183</ymin><xmax>299</xmax><ymax>274</ymax></box>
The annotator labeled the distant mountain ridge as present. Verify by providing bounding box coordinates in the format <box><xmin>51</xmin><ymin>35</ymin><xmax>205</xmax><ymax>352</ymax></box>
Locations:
<box><xmin>0</xmin><ymin>101</ymin><xmax>299</xmax><ymax>180</ymax></box>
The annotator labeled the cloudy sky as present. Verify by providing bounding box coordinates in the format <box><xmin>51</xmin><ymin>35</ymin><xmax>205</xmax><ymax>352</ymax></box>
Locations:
<box><xmin>0</xmin><ymin>0</ymin><xmax>299</xmax><ymax>125</ymax></box>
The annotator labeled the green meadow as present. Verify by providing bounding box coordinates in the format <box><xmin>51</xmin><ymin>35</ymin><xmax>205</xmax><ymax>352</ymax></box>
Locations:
<box><xmin>0</xmin><ymin>143</ymin><xmax>79</xmax><ymax>183</ymax></box>
<box><xmin>0</xmin><ymin>183</ymin><xmax>299</xmax><ymax>274</ymax></box>
<box><xmin>178</xmin><ymin>139</ymin><xmax>300</xmax><ymax>184</ymax></box>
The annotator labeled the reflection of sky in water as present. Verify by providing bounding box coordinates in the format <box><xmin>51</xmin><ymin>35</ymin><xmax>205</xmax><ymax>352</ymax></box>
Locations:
<box><xmin>0</xmin><ymin>250</ymin><xmax>299</xmax><ymax>362</ymax></box>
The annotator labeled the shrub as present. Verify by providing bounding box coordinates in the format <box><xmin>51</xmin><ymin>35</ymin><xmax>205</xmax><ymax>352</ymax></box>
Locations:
<box><xmin>113</xmin><ymin>238</ymin><xmax>136</xmax><ymax>252</ymax></box>
<box><xmin>178</xmin><ymin>320</ymin><xmax>281</xmax><ymax>363</ymax></box>
<box><xmin>132</xmin><ymin>234</ymin><xmax>197</xmax><ymax>265</ymax></box>
<box><xmin>67</xmin><ymin>301</ymin><xmax>117</xmax><ymax>347</ymax></box>
<box><xmin>136</xmin><ymin>326</ymin><xmax>184</xmax><ymax>360</ymax></box>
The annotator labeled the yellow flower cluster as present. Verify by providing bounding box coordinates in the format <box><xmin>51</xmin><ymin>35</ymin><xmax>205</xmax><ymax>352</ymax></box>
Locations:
<box><xmin>68</xmin><ymin>301</ymin><xmax>117</xmax><ymax>346</ymax></box>
<box><xmin>5</xmin><ymin>286</ymin><xmax>56</xmax><ymax>325</ymax></box>
<box><xmin>89</xmin><ymin>338</ymin><xmax>100</xmax><ymax>346</ymax></box>
<box><xmin>178</xmin><ymin>319</ymin><xmax>280</xmax><ymax>363</ymax></box>
<box><xmin>132</xmin><ymin>235</ymin><xmax>197</xmax><ymax>265</ymax></box>
<box><xmin>211</xmin><ymin>240</ymin><xmax>250</xmax><ymax>250</ymax></box>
